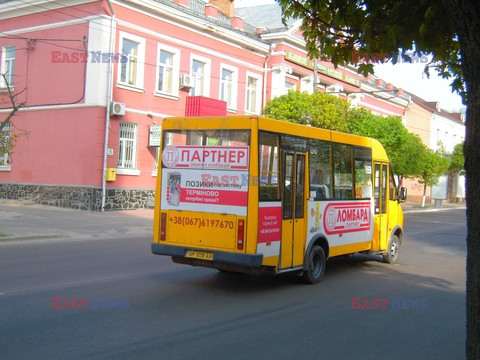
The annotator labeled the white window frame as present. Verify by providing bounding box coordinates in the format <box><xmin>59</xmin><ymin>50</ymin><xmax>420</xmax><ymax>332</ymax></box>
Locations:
<box><xmin>245</xmin><ymin>72</ymin><xmax>262</xmax><ymax>115</ymax></box>
<box><xmin>117</xmin><ymin>32</ymin><xmax>145</xmax><ymax>91</ymax></box>
<box><xmin>0</xmin><ymin>123</ymin><xmax>11</xmax><ymax>171</ymax></box>
<box><xmin>219</xmin><ymin>64</ymin><xmax>238</xmax><ymax>111</ymax></box>
<box><xmin>117</xmin><ymin>122</ymin><xmax>140</xmax><ymax>175</ymax></box>
<box><xmin>189</xmin><ymin>54</ymin><xmax>211</xmax><ymax>97</ymax></box>
<box><xmin>1</xmin><ymin>46</ymin><xmax>15</xmax><ymax>88</ymax></box>
<box><xmin>155</xmin><ymin>43</ymin><xmax>180</xmax><ymax>99</ymax></box>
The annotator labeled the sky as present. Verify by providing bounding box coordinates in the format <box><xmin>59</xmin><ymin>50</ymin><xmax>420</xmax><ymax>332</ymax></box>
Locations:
<box><xmin>373</xmin><ymin>62</ymin><xmax>465</xmax><ymax>113</ymax></box>
<box><xmin>234</xmin><ymin>0</ymin><xmax>465</xmax><ymax>113</ymax></box>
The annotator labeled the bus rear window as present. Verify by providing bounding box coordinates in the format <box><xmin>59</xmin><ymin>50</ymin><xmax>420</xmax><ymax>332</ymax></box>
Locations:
<box><xmin>163</xmin><ymin>130</ymin><xmax>250</xmax><ymax>147</ymax></box>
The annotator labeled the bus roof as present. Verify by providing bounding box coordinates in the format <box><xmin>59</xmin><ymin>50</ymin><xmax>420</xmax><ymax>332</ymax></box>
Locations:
<box><xmin>162</xmin><ymin>115</ymin><xmax>389</xmax><ymax>162</ymax></box>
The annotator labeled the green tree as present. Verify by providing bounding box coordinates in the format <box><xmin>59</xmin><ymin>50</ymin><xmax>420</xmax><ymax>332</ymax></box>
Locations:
<box><xmin>263</xmin><ymin>91</ymin><xmax>349</xmax><ymax>131</ymax></box>
<box><xmin>450</xmin><ymin>142</ymin><xmax>465</xmax><ymax>175</ymax></box>
<box><xmin>276</xmin><ymin>1</ymin><xmax>479</xmax><ymax>356</ymax></box>
<box><xmin>418</xmin><ymin>147</ymin><xmax>451</xmax><ymax>207</ymax></box>
<box><xmin>0</xmin><ymin>73</ymin><xmax>25</xmax><ymax>164</ymax></box>
<box><xmin>347</xmin><ymin>108</ymin><xmax>424</xmax><ymax>183</ymax></box>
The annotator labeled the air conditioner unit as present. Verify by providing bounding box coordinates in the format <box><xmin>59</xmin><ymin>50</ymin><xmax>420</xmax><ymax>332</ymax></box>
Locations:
<box><xmin>180</xmin><ymin>74</ymin><xmax>193</xmax><ymax>89</ymax></box>
<box><xmin>110</xmin><ymin>101</ymin><xmax>126</xmax><ymax>116</ymax></box>
<box><xmin>326</xmin><ymin>84</ymin><xmax>344</xmax><ymax>93</ymax></box>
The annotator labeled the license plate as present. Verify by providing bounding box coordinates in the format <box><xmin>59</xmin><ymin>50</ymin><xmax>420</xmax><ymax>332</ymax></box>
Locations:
<box><xmin>185</xmin><ymin>250</ymin><xmax>214</xmax><ymax>261</ymax></box>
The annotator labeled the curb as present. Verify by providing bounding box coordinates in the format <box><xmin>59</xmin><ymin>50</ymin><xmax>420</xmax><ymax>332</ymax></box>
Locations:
<box><xmin>0</xmin><ymin>234</ymin><xmax>69</xmax><ymax>243</ymax></box>
<box><xmin>403</xmin><ymin>207</ymin><xmax>466</xmax><ymax>214</ymax></box>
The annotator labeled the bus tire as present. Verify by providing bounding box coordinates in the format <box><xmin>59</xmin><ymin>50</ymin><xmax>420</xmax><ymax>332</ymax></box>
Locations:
<box><xmin>302</xmin><ymin>245</ymin><xmax>326</xmax><ymax>284</ymax></box>
<box><xmin>383</xmin><ymin>235</ymin><xmax>400</xmax><ymax>264</ymax></box>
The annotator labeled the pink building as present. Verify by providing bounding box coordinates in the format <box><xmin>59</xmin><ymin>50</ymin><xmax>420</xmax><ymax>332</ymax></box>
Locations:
<box><xmin>0</xmin><ymin>0</ymin><xmax>410</xmax><ymax>210</ymax></box>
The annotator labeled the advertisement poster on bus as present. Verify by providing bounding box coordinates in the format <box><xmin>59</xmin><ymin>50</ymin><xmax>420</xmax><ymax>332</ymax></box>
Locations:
<box><xmin>256</xmin><ymin>202</ymin><xmax>282</xmax><ymax>258</ymax></box>
<box><xmin>307</xmin><ymin>200</ymin><xmax>374</xmax><ymax>247</ymax></box>
<box><xmin>162</xmin><ymin>145</ymin><xmax>249</xmax><ymax>170</ymax></box>
<box><xmin>161</xmin><ymin>145</ymin><xmax>250</xmax><ymax>216</ymax></box>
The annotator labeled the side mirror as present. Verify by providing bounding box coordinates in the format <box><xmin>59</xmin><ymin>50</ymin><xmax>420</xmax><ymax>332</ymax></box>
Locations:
<box><xmin>399</xmin><ymin>187</ymin><xmax>407</xmax><ymax>203</ymax></box>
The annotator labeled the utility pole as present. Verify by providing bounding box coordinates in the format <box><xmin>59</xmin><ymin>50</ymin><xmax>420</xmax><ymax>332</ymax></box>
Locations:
<box><xmin>313</xmin><ymin>58</ymin><xmax>318</xmax><ymax>92</ymax></box>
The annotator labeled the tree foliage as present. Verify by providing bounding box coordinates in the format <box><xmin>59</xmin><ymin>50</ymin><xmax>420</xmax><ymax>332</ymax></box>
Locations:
<box><xmin>263</xmin><ymin>93</ymin><xmax>428</xmax><ymax>181</ymax></box>
<box><xmin>418</xmin><ymin>147</ymin><xmax>451</xmax><ymax>188</ymax></box>
<box><xmin>263</xmin><ymin>91</ymin><xmax>349</xmax><ymax>131</ymax></box>
<box><xmin>277</xmin><ymin>0</ymin><xmax>464</xmax><ymax>98</ymax></box>
<box><xmin>346</xmin><ymin>108</ymin><xmax>425</xmax><ymax>178</ymax></box>
<box><xmin>0</xmin><ymin>73</ymin><xmax>26</xmax><ymax>163</ymax></box>
<box><xmin>450</xmin><ymin>142</ymin><xmax>465</xmax><ymax>175</ymax></box>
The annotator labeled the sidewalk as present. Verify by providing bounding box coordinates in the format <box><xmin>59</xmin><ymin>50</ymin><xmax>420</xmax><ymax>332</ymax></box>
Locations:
<box><xmin>401</xmin><ymin>200</ymin><xmax>466</xmax><ymax>213</ymax></box>
<box><xmin>0</xmin><ymin>199</ymin><xmax>154</xmax><ymax>242</ymax></box>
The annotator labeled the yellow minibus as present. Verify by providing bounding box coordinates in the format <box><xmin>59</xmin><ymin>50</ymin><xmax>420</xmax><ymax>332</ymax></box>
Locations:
<box><xmin>152</xmin><ymin>116</ymin><xmax>406</xmax><ymax>283</ymax></box>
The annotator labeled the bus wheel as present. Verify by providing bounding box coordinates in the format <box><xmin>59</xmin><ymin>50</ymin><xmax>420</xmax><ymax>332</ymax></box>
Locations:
<box><xmin>383</xmin><ymin>235</ymin><xmax>400</xmax><ymax>264</ymax></box>
<box><xmin>302</xmin><ymin>245</ymin><xmax>326</xmax><ymax>284</ymax></box>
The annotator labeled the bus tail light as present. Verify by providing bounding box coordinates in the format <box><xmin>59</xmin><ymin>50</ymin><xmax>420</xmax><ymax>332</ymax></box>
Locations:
<box><xmin>237</xmin><ymin>219</ymin><xmax>245</xmax><ymax>250</ymax></box>
<box><xmin>160</xmin><ymin>213</ymin><xmax>167</xmax><ymax>241</ymax></box>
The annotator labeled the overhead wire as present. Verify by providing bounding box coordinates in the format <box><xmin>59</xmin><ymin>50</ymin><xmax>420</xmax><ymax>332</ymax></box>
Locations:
<box><xmin>1</xmin><ymin>0</ymin><xmax>408</xmax><ymax>101</ymax></box>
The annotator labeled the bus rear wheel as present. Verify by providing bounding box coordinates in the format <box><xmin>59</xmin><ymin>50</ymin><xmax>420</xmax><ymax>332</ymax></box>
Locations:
<box><xmin>383</xmin><ymin>235</ymin><xmax>400</xmax><ymax>264</ymax></box>
<box><xmin>302</xmin><ymin>245</ymin><xmax>326</xmax><ymax>284</ymax></box>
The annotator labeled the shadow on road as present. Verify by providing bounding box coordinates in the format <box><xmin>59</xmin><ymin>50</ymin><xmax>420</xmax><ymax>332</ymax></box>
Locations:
<box><xmin>147</xmin><ymin>252</ymin><xmax>457</xmax><ymax>297</ymax></box>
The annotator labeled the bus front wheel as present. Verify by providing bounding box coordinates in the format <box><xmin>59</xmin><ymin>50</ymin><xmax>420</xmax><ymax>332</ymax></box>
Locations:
<box><xmin>383</xmin><ymin>235</ymin><xmax>400</xmax><ymax>264</ymax></box>
<box><xmin>302</xmin><ymin>245</ymin><xmax>326</xmax><ymax>284</ymax></box>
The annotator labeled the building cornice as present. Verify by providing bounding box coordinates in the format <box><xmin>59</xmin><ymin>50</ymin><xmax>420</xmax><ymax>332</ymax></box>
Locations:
<box><xmin>0</xmin><ymin>0</ymin><xmax>97</xmax><ymax>21</ymax></box>
<box><xmin>118</xmin><ymin>0</ymin><xmax>269</xmax><ymax>54</ymax></box>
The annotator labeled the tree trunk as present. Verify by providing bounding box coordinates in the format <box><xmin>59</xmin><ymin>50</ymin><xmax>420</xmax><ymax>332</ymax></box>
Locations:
<box><xmin>442</xmin><ymin>1</ymin><xmax>480</xmax><ymax>358</ymax></box>
<box><xmin>421</xmin><ymin>183</ymin><xmax>426</xmax><ymax>208</ymax></box>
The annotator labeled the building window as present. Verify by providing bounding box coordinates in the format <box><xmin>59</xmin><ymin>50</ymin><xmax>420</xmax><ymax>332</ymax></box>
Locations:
<box><xmin>285</xmin><ymin>81</ymin><xmax>296</xmax><ymax>91</ymax></box>
<box><xmin>220</xmin><ymin>65</ymin><xmax>238</xmax><ymax>110</ymax></box>
<box><xmin>117</xmin><ymin>122</ymin><xmax>138</xmax><ymax>171</ymax></box>
<box><xmin>190</xmin><ymin>55</ymin><xmax>211</xmax><ymax>97</ymax></box>
<box><xmin>156</xmin><ymin>45</ymin><xmax>180</xmax><ymax>97</ymax></box>
<box><xmin>0</xmin><ymin>123</ymin><xmax>10</xmax><ymax>169</ymax></box>
<box><xmin>1</xmin><ymin>46</ymin><xmax>15</xmax><ymax>87</ymax></box>
<box><xmin>118</xmin><ymin>33</ymin><xmax>145</xmax><ymax>89</ymax></box>
<box><xmin>245</xmin><ymin>73</ymin><xmax>261</xmax><ymax>114</ymax></box>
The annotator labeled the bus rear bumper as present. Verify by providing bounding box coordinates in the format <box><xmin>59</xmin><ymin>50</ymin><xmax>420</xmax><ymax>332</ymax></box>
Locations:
<box><xmin>151</xmin><ymin>243</ymin><xmax>263</xmax><ymax>269</ymax></box>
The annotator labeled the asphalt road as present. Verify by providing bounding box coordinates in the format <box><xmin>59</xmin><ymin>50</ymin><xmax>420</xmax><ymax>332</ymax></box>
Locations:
<box><xmin>0</xmin><ymin>209</ymin><xmax>466</xmax><ymax>360</ymax></box>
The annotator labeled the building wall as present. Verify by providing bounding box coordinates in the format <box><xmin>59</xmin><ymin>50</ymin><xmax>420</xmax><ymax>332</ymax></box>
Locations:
<box><xmin>0</xmin><ymin>0</ymin><xmax>423</xmax><ymax>210</ymax></box>
<box><xmin>430</xmin><ymin>113</ymin><xmax>465</xmax><ymax>153</ymax></box>
<box><xmin>0</xmin><ymin>107</ymin><xmax>105</xmax><ymax>186</ymax></box>
<box><xmin>403</xmin><ymin>102</ymin><xmax>432</xmax><ymax>203</ymax></box>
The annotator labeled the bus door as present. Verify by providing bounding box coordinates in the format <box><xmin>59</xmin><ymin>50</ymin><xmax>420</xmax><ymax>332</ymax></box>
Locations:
<box><xmin>281</xmin><ymin>151</ymin><xmax>306</xmax><ymax>269</ymax></box>
<box><xmin>373</xmin><ymin>162</ymin><xmax>389</xmax><ymax>251</ymax></box>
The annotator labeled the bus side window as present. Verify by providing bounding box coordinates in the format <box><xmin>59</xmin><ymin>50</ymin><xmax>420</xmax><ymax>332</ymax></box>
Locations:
<box><xmin>333</xmin><ymin>144</ymin><xmax>353</xmax><ymax>200</ymax></box>
<box><xmin>354</xmin><ymin>147</ymin><xmax>372</xmax><ymax>199</ymax></box>
<box><xmin>389</xmin><ymin>169</ymin><xmax>398</xmax><ymax>200</ymax></box>
<box><xmin>308</xmin><ymin>139</ymin><xmax>331</xmax><ymax>200</ymax></box>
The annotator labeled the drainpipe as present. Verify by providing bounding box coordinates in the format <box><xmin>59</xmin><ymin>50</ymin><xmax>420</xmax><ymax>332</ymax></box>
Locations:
<box><xmin>262</xmin><ymin>43</ymin><xmax>275</xmax><ymax>113</ymax></box>
<box><xmin>101</xmin><ymin>0</ymin><xmax>116</xmax><ymax>211</ymax></box>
